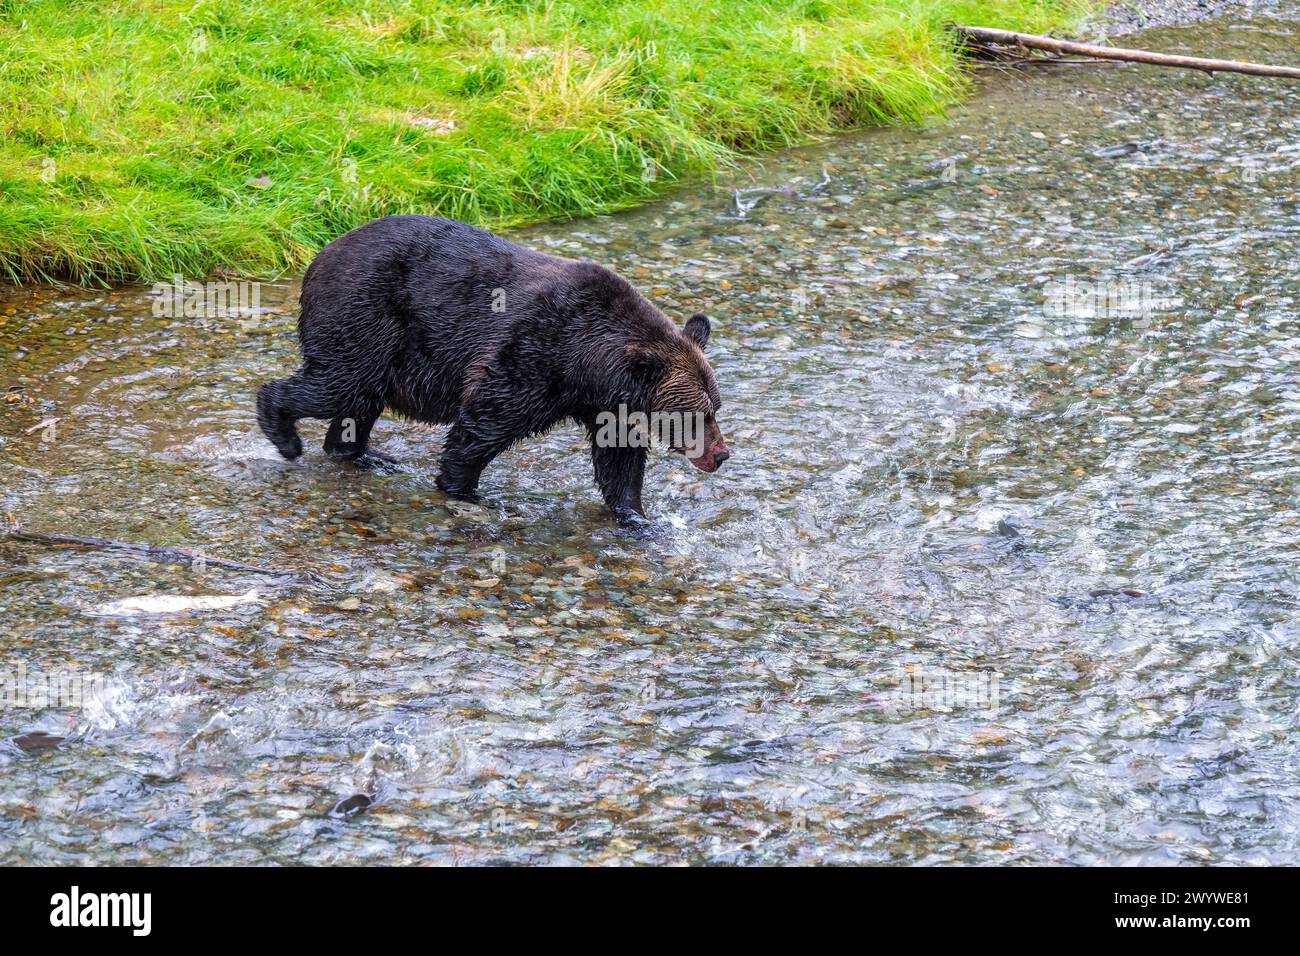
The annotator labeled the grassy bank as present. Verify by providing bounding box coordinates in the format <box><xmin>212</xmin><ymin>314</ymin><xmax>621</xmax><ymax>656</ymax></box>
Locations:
<box><xmin>0</xmin><ymin>0</ymin><xmax>1093</xmax><ymax>284</ymax></box>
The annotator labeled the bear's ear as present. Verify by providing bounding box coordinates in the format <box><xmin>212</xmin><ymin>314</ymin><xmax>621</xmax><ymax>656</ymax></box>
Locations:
<box><xmin>684</xmin><ymin>313</ymin><xmax>710</xmax><ymax>349</ymax></box>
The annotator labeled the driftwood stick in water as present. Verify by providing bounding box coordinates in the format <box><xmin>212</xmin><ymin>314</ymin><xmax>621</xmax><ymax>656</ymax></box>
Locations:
<box><xmin>4</xmin><ymin>518</ymin><xmax>323</xmax><ymax>584</ymax></box>
<box><xmin>954</xmin><ymin>25</ymin><xmax>1300</xmax><ymax>80</ymax></box>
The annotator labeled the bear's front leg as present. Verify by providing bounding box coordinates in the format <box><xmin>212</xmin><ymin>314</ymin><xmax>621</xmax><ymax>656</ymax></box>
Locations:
<box><xmin>437</xmin><ymin>422</ymin><xmax>508</xmax><ymax>499</ymax></box>
<box><xmin>591</xmin><ymin>442</ymin><xmax>648</xmax><ymax>527</ymax></box>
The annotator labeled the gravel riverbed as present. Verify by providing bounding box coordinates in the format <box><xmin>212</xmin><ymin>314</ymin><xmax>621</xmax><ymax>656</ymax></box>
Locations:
<box><xmin>1100</xmin><ymin>0</ymin><xmax>1276</xmax><ymax>34</ymax></box>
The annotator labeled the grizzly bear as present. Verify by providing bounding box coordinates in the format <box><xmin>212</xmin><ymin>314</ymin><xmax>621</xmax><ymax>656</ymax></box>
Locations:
<box><xmin>257</xmin><ymin>215</ymin><xmax>729</xmax><ymax>525</ymax></box>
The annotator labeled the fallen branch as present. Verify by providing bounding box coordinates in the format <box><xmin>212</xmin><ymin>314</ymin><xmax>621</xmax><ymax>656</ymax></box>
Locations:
<box><xmin>4</xmin><ymin>516</ymin><xmax>326</xmax><ymax>586</ymax></box>
<box><xmin>954</xmin><ymin>25</ymin><xmax>1300</xmax><ymax>80</ymax></box>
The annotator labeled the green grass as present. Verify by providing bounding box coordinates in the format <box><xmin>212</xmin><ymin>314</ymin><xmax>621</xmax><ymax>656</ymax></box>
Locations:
<box><xmin>0</xmin><ymin>0</ymin><xmax>1094</xmax><ymax>284</ymax></box>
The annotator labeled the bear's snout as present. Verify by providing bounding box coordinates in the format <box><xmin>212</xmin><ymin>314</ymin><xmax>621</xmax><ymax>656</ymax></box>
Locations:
<box><xmin>689</xmin><ymin>442</ymin><xmax>731</xmax><ymax>473</ymax></box>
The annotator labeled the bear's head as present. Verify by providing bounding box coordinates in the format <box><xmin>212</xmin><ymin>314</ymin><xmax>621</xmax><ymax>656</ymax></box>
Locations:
<box><xmin>627</xmin><ymin>313</ymin><xmax>730</xmax><ymax>473</ymax></box>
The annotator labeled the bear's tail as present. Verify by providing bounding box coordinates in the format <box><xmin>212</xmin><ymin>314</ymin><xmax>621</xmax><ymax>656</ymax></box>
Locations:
<box><xmin>257</xmin><ymin>379</ymin><xmax>304</xmax><ymax>460</ymax></box>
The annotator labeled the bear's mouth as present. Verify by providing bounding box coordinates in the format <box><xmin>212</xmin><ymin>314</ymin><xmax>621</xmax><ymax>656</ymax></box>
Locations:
<box><xmin>686</xmin><ymin>443</ymin><xmax>730</xmax><ymax>473</ymax></box>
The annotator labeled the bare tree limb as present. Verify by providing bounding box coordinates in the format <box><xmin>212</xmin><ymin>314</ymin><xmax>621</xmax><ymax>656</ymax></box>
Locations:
<box><xmin>954</xmin><ymin>25</ymin><xmax>1300</xmax><ymax>80</ymax></box>
<box><xmin>4</xmin><ymin>515</ymin><xmax>327</xmax><ymax>586</ymax></box>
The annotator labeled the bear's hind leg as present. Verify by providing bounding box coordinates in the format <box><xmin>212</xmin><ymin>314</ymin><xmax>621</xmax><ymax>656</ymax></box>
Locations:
<box><xmin>257</xmin><ymin>376</ymin><xmax>308</xmax><ymax>460</ymax></box>
<box><xmin>323</xmin><ymin>398</ymin><xmax>398</xmax><ymax>470</ymax></box>
<box><xmin>258</xmin><ymin>367</ymin><xmax>370</xmax><ymax>461</ymax></box>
